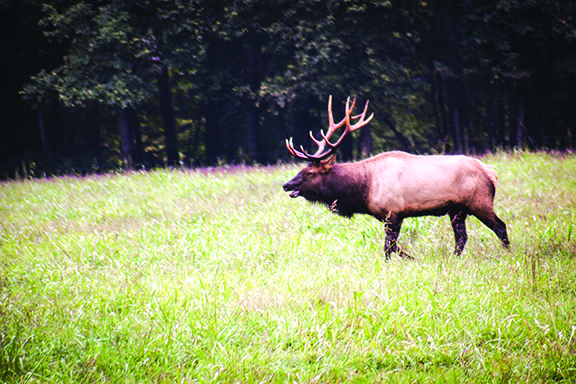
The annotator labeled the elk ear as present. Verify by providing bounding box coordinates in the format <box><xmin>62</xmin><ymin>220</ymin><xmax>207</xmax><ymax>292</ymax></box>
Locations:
<box><xmin>321</xmin><ymin>155</ymin><xmax>337</xmax><ymax>170</ymax></box>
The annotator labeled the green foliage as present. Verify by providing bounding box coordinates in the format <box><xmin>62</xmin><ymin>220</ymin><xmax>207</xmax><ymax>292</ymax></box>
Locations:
<box><xmin>24</xmin><ymin>3</ymin><xmax>145</xmax><ymax>107</ymax></box>
<box><xmin>4</xmin><ymin>0</ymin><xmax>576</xmax><ymax>173</ymax></box>
<box><xmin>461</xmin><ymin>0</ymin><xmax>576</xmax><ymax>78</ymax></box>
<box><xmin>22</xmin><ymin>0</ymin><xmax>203</xmax><ymax>109</ymax></box>
<box><xmin>1</xmin><ymin>152</ymin><xmax>575</xmax><ymax>382</ymax></box>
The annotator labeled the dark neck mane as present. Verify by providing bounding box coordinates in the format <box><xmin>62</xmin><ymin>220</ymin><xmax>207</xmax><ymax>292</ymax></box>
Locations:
<box><xmin>318</xmin><ymin>164</ymin><xmax>370</xmax><ymax>217</ymax></box>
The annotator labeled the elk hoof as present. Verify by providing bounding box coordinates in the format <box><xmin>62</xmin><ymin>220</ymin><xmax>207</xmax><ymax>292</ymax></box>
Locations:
<box><xmin>399</xmin><ymin>251</ymin><xmax>414</xmax><ymax>260</ymax></box>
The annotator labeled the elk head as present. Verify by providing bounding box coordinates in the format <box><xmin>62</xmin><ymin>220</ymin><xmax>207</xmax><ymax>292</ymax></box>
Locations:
<box><xmin>283</xmin><ymin>96</ymin><xmax>374</xmax><ymax>202</ymax></box>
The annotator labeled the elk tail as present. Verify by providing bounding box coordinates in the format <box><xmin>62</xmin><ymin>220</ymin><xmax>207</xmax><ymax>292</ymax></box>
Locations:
<box><xmin>481</xmin><ymin>162</ymin><xmax>498</xmax><ymax>187</ymax></box>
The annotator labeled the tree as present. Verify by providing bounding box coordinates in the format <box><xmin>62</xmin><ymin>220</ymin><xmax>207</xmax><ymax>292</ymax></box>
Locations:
<box><xmin>4</xmin><ymin>0</ymin><xmax>576</xmax><ymax>178</ymax></box>
<box><xmin>0</xmin><ymin>0</ymin><xmax>67</xmax><ymax>168</ymax></box>
<box><xmin>260</xmin><ymin>0</ymin><xmax>422</xmax><ymax>159</ymax></box>
<box><xmin>461</xmin><ymin>0</ymin><xmax>576</xmax><ymax>149</ymax></box>
<box><xmin>23</xmin><ymin>0</ymin><xmax>204</xmax><ymax>168</ymax></box>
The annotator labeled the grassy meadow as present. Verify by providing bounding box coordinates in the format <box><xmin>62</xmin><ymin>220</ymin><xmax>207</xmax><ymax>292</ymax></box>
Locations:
<box><xmin>1</xmin><ymin>151</ymin><xmax>575</xmax><ymax>382</ymax></box>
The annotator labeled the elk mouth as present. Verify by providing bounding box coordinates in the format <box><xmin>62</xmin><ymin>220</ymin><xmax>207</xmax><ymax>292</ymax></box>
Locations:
<box><xmin>283</xmin><ymin>183</ymin><xmax>300</xmax><ymax>198</ymax></box>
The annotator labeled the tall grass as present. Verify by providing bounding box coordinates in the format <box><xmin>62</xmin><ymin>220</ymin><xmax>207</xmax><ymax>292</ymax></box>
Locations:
<box><xmin>1</xmin><ymin>152</ymin><xmax>575</xmax><ymax>382</ymax></box>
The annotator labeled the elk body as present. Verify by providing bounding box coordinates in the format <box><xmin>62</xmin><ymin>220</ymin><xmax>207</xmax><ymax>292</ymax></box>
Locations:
<box><xmin>283</xmin><ymin>96</ymin><xmax>510</xmax><ymax>259</ymax></box>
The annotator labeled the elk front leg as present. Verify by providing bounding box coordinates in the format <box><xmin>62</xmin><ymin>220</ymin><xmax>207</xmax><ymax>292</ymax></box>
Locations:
<box><xmin>384</xmin><ymin>215</ymin><xmax>412</xmax><ymax>260</ymax></box>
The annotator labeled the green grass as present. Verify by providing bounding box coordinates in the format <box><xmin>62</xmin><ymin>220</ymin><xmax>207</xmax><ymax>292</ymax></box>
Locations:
<box><xmin>1</xmin><ymin>151</ymin><xmax>575</xmax><ymax>383</ymax></box>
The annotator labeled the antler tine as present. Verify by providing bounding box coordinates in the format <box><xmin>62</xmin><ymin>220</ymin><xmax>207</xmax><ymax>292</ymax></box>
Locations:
<box><xmin>327</xmin><ymin>95</ymin><xmax>350</xmax><ymax>131</ymax></box>
<box><xmin>349</xmin><ymin>99</ymin><xmax>374</xmax><ymax>130</ymax></box>
<box><xmin>285</xmin><ymin>138</ymin><xmax>296</xmax><ymax>157</ymax></box>
<box><xmin>286</xmin><ymin>137</ymin><xmax>311</xmax><ymax>160</ymax></box>
<box><xmin>320</xmin><ymin>97</ymin><xmax>373</xmax><ymax>152</ymax></box>
<box><xmin>309</xmin><ymin>130</ymin><xmax>325</xmax><ymax>146</ymax></box>
<box><xmin>286</xmin><ymin>135</ymin><xmax>329</xmax><ymax>161</ymax></box>
<box><xmin>317</xmin><ymin>96</ymin><xmax>363</xmax><ymax>151</ymax></box>
<box><xmin>312</xmin><ymin>95</ymin><xmax>351</xmax><ymax>156</ymax></box>
<box><xmin>285</xmin><ymin>95</ymin><xmax>374</xmax><ymax>161</ymax></box>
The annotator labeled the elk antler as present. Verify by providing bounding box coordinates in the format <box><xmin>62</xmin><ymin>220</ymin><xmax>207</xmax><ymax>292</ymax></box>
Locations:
<box><xmin>286</xmin><ymin>95</ymin><xmax>374</xmax><ymax>161</ymax></box>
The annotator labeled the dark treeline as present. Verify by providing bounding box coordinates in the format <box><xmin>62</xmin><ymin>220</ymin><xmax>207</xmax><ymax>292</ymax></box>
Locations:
<box><xmin>1</xmin><ymin>0</ymin><xmax>575</xmax><ymax>178</ymax></box>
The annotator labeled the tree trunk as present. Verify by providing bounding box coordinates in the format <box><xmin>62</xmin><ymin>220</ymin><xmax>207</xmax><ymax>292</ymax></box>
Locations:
<box><xmin>374</xmin><ymin>105</ymin><xmax>411</xmax><ymax>152</ymax></box>
<box><xmin>340</xmin><ymin>134</ymin><xmax>354</xmax><ymax>161</ymax></box>
<box><xmin>523</xmin><ymin>86</ymin><xmax>540</xmax><ymax>149</ymax></box>
<box><xmin>186</xmin><ymin>120</ymin><xmax>202</xmax><ymax>167</ymax></box>
<box><xmin>430</xmin><ymin>72</ymin><xmax>442</xmax><ymax>145</ymax></box>
<box><xmin>127</xmin><ymin>107</ymin><xmax>144</xmax><ymax>165</ymax></box>
<box><xmin>453</xmin><ymin>104</ymin><xmax>463</xmax><ymax>153</ymax></box>
<box><xmin>84</xmin><ymin>106</ymin><xmax>101</xmax><ymax>160</ymax></box>
<box><xmin>246</xmin><ymin>46</ymin><xmax>263</xmax><ymax>164</ymax></box>
<box><xmin>452</xmin><ymin>78</ymin><xmax>470</xmax><ymax>153</ymax></box>
<box><xmin>38</xmin><ymin>99</ymin><xmax>53</xmax><ymax>165</ymax></box>
<box><xmin>118</xmin><ymin>108</ymin><xmax>133</xmax><ymax>170</ymax></box>
<box><xmin>497</xmin><ymin>87</ymin><xmax>507</xmax><ymax>147</ymax></box>
<box><xmin>71</xmin><ymin>110</ymin><xmax>82</xmax><ymax>160</ymax></box>
<box><xmin>437</xmin><ymin>75</ymin><xmax>450</xmax><ymax>151</ymax></box>
<box><xmin>516</xmin><ymin>94</ymin><xmax>525</xmax><ymax>148</ymax></box>
<box><xmin>566</xmin><ymin>77</ymin><xmax>574</xmax><ymax>150</ymax></box>
<box><xmin>157</xmin><ymin>64</ymin><xmax>179</xmax><ymax>166</ymax></box>
<box><xmin>446</xmin><ymin>86</ymin><xmax>458</xmax><ymax>153</ymax></box>
<box><xmin>204</xmin><ymin>101</ymin><xmax>221</xmax><ymax>165</ymax></box>
<box><xmin>487</xmin><ymin>85</ymin><xmax>497</xmax><ymax>148</ymax></box>
<box><xmin>546</xmin><ymin>45</ymin><xmax>556</xmax><ymax>148</ymax></box>
<box><xmin>358</xmin><ymin>124</ymin><xmax>373</xmax><ymax>158</ymax></box>
<box><xmin>246</xmin><ymin>101</ymin><xmax>262</xmax><ymax>163</ymax></box>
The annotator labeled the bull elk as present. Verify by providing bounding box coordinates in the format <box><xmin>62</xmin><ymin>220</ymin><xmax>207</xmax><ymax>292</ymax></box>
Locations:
<box><xmin>283</xmin><ymin>96</ymin><xmax>510</xmax><ymax>259</ymax></box>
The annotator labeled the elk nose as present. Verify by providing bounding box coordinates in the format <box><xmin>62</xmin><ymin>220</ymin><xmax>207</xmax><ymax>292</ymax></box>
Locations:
<box><xmin>283</xmin><ymin>182</ymin><xmax>291</xmax><ymax>191</ymax></box>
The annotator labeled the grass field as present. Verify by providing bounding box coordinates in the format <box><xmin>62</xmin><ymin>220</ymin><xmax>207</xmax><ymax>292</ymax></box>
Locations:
<box><xmin>1</xmin><ymin>151</ymin><xmax>575</xmax><ymax>383</ymax></box>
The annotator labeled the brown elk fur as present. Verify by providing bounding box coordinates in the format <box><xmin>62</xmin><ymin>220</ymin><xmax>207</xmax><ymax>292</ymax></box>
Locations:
<box><xmin>283</xmin><ymin>151</ymin><xmax>510</xmax><ymax>259</ymax></box>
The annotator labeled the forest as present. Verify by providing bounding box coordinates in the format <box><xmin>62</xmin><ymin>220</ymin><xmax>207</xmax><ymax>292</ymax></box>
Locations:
<box><xmin>1</xmin><ymin>0</ymin><xmax>575</xmax><ymax>178</ymax></box>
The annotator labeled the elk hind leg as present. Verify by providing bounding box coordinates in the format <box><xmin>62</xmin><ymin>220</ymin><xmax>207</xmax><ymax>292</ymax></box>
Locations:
<box><xmin>470</xmin><ymin>206</ymin><xmax>510</xmax><ymax>250</ymax></box>
<box><xmin>489</xmin><ymin>214</ymin><xmax>510</xmax><ymax>249</ymax></box>
<box><xmin>450</xmin><ymin>210</ymin><xmax>468</xmax><ymax>255</ymax></box>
